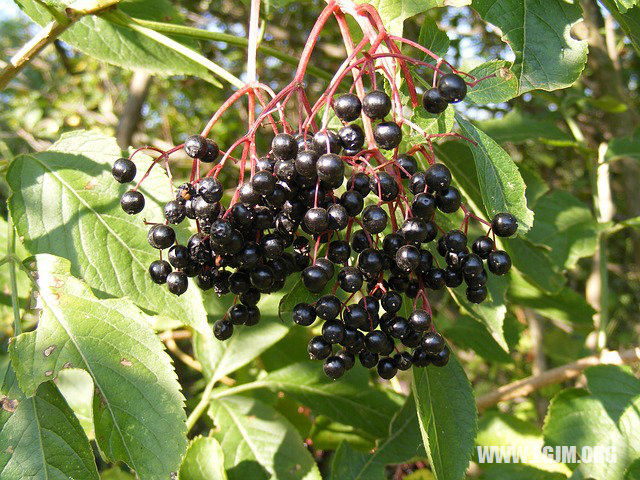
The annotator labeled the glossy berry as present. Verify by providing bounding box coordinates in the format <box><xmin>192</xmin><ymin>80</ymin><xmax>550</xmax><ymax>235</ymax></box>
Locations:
<box><xmin>334</xmin><ymin>93</ymin><xmax>362</xmax><ymax>122</ymax></box>
<box><xmin>323</xmin><ymin>356</ymin><xmax>346</xmax><ymax>379</ymax></box>
<box><xmin>148</xmin><ymin>225</ymin><xmax>176</xmax><ymax>249</ymax></box>
<box><xmin>432</xmin><ymin>346</ymin><xmax>451</xmax><ymax>367</ymax></box>
<box><xmin>365</xmin><ymin>330</ymin><xmax>392</xmax><ymax>354</ymax></box>
<box><xmin>401</xmin><ymin>218</ymin><xmax>428</xmax><ymax>245</ymax></box>
<box><xmin>308</xmin><ymin>336</ymin><xmax>332</xmax><ymax>360</ymax></box>
<box><xmin>316</xmin><ymin>295</ymin><xmax>341</xmax><ymax>320</ymax></box>
<box><xmin>436</xmin><ymin>187</ymin><xmax>462</xmax><ymax>213</ymax></box>
<box><xmin>381</xmin><ymin>291</ymin><xmax>402</xmax><ymax>314</ymax></box>
<box><xmin>168</xmin><ymin>245</ymin><xmax>190</xmax><ymax>269</ymax></box>
<box><xmin>358</xmin><ymin>248</ymin><xmax>384</xmax><ymax>275</ymax></box>
<box><xmin>444</xmin><ymin>230</ymin><xmax>467</xmax><ymax>253</ymax></box>
<box><xmin>304</xmin><ymin>208</ymin><xmax>329</xmax><ymax>234</ymax></box>
<box><xmin>421</xmin><ymin>331</ymin><xmax>445</xmax><ymax>354</ymax></box>
<box><xmin>466</xmin><ymin>285</ymin><xmax>488</xmax><ymax>303</ymax></box>
<box><xmin>228</xmin><ymin>304</ymin><xmax>249</xmax><ymax>325</ymax></box>
<box><xmin>395</xmin><ymin>245</ymin><xmax>420</xmax><ymax>273</ymax></box>
<box><xmin>338</xmin><ymin>124</ymin><xmax>365</xmax><ymax>152</ymax></box>
<box><xmin>488</xmin><ymin>250</ymin><xmax>512</xmax><ymax>275</ymax></box>
<box><xmin>251</xmin><ymin>170</ymin><xmax>276</xmax><ymax>195</ymax></box>
<box><xmin>315</xmin><ymin>258</ymin><xmax>335</xmax><ymax>280</ymax></box>
<box><xmin>361</xmin><ymin>205</ymin><xmax>388</xmax><ymax>234</ymax></box>
<box><xmin>166</xmin><ymin>271</ymin><xmax>188</xmax><ymax>296</ymax></box>
<box><xmin>438</xmin><ymin>73</ymin><xmax>467</xmax><ymax>103</ymax></box>
<box><xmin>409</xmin><ymin>172</ymin><xmax>427</xmax><ymax>194</ymax></box>
<box><xmin>149</xmin><ymin>260</ymin><xmax>171</xmax><ymax>284</ymax></box>
<box><xmin>422</xmin><ymin>88</ymin><xmax>449</xmax><ymax>114</ymax></box>
<box><xmin>369</xmin><ymin>172</ymin><xmax>399</xmax><ymax>202</ymax></box>
<box><xmin>121</xmin><ymin>190</ymin><xmax>145</xmax><ymax>214</ymax></box>
<box><xmin>250</xmin><ymin>265</ymin><xmax>275</xmax><ymax>290</ymax></box>
<box><xmin>302</xmin><ymin>265</ymin><xmax>328</xmax><ymax>292</ymax></box>
<box><xmin>295</xmin><ymin>151</ymin><xmax>318</xmax><ymax>178</ymax></box>
<box><xmin>377</xmin><ymin>357</ymin><xmax>397</xmax><ymax>379</ymax></box>
<box><xmin>396</xmin><ymin>154</ymin><xmax>418</xmax><ymax>178</ymax></box>
<box><xmin>201</xmin><ymin>139</ymin><xmax>220</xmax><ymax>163</ymax></box>
<box><xmin>349</xmin><ymin>172</ymin><xmax>370</xmax><ymax>196</ymax></box>
<box><xmin>336</xmin><ymin>350</ymin><xmax>355</xmax><ymax>370</ymax></box>
<box><xmin>408</xmin><ymin>309</ymin><xmax>431</xmax><ymax>331</ymax></box>
<box><xmin>213</xmin><ymin>319</ymin><xmax>233</xmax><ymax>340</ymax></box>
<box><xmin>328</xmin><ymin>240</ymin><xmax>351</xmax><ymax>264</ymax></box>
<box><xmin>411</xmin><ymin>193</ymin><xmax>436</xmax><ymax>220</ymax></box>
<box><xmin>373</xmin><ymin>122</ymin><xmax>402</xmax><ymax>150</ymax></box>
<box><xmin>492</xmin><ymin>213</ymin><xmax>518</xmax><ymax>237</ymax></box>
<box><xmin>362</xmin><ymin>90</ymin><xmax>391</xmax><ymax>119</ymax></box>
<box><xmin>425</xmin><ymin>164</ymin><xmax>451</xmax><ymax>192</ymax></box>
<box><xmin>112</xmin><ymin>158</ymin><xmax>136</xmax><ymax>183</ymax></box>
<box><xmin>359</xmin><ymin>350</ymin><xmax>379</xmax><ymax>369</ymax></box>
<box><xmin>322</xmin><ymin>320</ymin><xmax>345</xmax><ymax>344</ymax></box>
<box><xmin>444</xmin><ymin>267</ymin><xmax>463</xmax><ymax>287</ymax></box>
<box><xmin>164</xmin><ymin>200</ymin><xmax>186</xmax><ymax>224</ymax></box>
<box><xmin>312</xmin><ymin>130</ymin><xmax>342</xmax><ymax>155</ymax></box>
<box><xmin>338</xmin><ymin>266</ymin><xmax>364</xmax><ymax>293</ymax></box>
<box><xmin>394</xmin><ymin>352</ymin><xmax>413</xmax><ymax>370</ymax></box>
<box><xmin>198</xmin><ymin>177</ymin><xmax>223</xmax><ymax>203</ymax></box>
<box><xmin>462</xmin><ymin>253</ymin><xmax>484</xmax><ymax>277</ymax></box>
<box><xmin>472</xmin><ymin>236</ymin><xmax>494</xmax><ymax>259</ymax></box>
<box><xmin>316</xmin><ymin>153</ymin><xmax>345</xmax><ymax>188</ymax></box>
<box><xmin>184</xmin><ymin>135</ymin><xmax>208</xmax><ymax>158</ymax></box>
<box><xmin>271</xmin><ymin>133</ymin><xmax>298</xmax><ymax>160</ymax></box>
<box><xmin>424</xmin><ymin>268</ymin><xmax>446</xmax><ymax>290</ymax></box>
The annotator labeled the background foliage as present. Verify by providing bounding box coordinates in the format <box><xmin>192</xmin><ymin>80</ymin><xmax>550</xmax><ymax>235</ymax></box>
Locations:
<box><xmin>1</xmin><ymin>0</ymin><xmax>639</xmax><ymax>479</ymax></box>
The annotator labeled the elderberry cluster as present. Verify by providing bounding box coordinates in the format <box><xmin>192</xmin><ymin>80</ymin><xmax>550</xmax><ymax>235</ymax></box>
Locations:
<box><xmin>112</xmin><ymin>74</ymin><xmax>517</xmax><ymax>381</ymax></box>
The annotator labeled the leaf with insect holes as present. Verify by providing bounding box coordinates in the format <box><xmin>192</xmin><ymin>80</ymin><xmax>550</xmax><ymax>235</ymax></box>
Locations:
<box><xmin>412</xmin><ymin>353</ymin><xmax>477</xmax><ymax>480</ymax></box>
<box><xmin>7</xmin><ymin>130</ymin><xmax>208</xmax><ymax>334</ymax></box>
<box><xmin>465</xmin><ymin>60</ymin><xmax>518</xmax><ymax>105</ymax></box>
<box><xmin>455</xmin><ymin>114</ymin><xmax>534</xmax><ymax>233</ymax></box>
<box><xmin>9</xmin><ymin>254</ymin><xmax>187</xmax><ymax>479</ymax></box>
<box><xmin>15</xmin><ymin>0</ymin><xmax>223</xmax><ymax>84</ymax></box>
<box><xmin>0</xmin><ymin>362</ymin><xmax>99</xmax><ymax>480</ymax></box>
<box><xmin>472</xmin><ymin>0</ymin><xmax>588</xmax><ymax>94</ymax></box>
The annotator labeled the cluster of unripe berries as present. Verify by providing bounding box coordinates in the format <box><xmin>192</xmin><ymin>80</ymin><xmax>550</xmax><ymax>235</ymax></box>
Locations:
<box><xmin>112</xmin><ymin>75</ymin><xmax>517</xmax><ymax>380</ymax></box>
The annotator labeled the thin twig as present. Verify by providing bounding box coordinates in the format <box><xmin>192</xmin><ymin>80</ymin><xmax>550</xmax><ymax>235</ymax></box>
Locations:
<box><xmin>476</xmin><ymin>347</ymin><xmax>640</xmax><ymax>411</ymax></box>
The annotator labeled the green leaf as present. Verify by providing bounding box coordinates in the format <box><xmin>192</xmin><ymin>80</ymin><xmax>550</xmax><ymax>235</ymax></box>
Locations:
<box><xmin>465</xmin><ymin>61</ymin><xmax>518</xmax><ymax>105</ymax></box>
<box><xmin>476</xmin><ymin>110</ymin><xmax>574</xmax><ymax>145</ymax></box>
<box><xmin>456</xmin><ymin>115</ymin><xmax>534</xmax><ymax>233</ymax></box>
<box><xmin>600</xmin><ymin>0</ymin><xmax>640</xmax><ymax>54</ymax></box>
<box><xmin>412</xmin><ymin>354</ymin><xmax>477</xmax><ymax>480</ymax></box>
<box><xmin>100</xmin><ymin>467</ymin><xmax>137</xmax><ymax>480</ymax></box>
<box><xmin>417</xmin><ymin>18</ymin><xmax>450</xmax><ymax>61</ymax></box>
<box><xmin>0</xmin><ymin>365</ymin><xmax>99</xmax><ymax>480</ymax></box>
<box><xmin>476</xmin><ymin>412</ymin><xmax>571</xmax><ymax>477</ymax></box>
<box><xmin>179</xmin><ymin>437</ymin><xmax>227</xmax><ymax>480</ymax></box>
<box><xmin>278</xmin><ymin>276</ymin><xmax>336</xmax><ymax>323</ymax></box>
<box><xmin>472</xmin><ymin>0</ymin><xmax>588</xmax><ymax>94</ymax></box>
<box><xmin>411</xmin><ymin>105</ymin><xmax>455</xmax><ymax>140</ymax></box>
<box><xmin>7</xmin><ymin>130</ymin><xmax>208</xmax><ymax>334</ymax></box>
<box><xmin>442</xmin><ymin>315</ymin><xmax>513</xmax><ymax>363</ymax></box>
<box><xmin>10</xmin><ymin>254</ymin><xmax>187</xmax><ymax>479</ymax></box>
<box><xmin>626</xmin><ymin>459</ymin><xmax>640</xmax><ymax>480</ymax></box>
<box><xmin>507</xmin><ymin>273</ymin><xmax>594</xmax><ymax>327</ymax></box>
<box><xmin>525</xmin><ymin>190</ymin><xmax>599</xmax><ymax>270</ymax></box>
<box><xmin>56</xmin><ymin>368</ymin><xmax>95</xmax><ymax>439</ymax></box>
<box><xmin>504</xmin><ymin>238</ymin><xmax>566</xmax><ymax>294</ymax></box>
<box><xmin>208</xmin><ymin>395</ymin><xmax>321</xmax><ymax>480</ymax></box>
<box><xmin>195</xmin><ymin>289</ymin><xmax>290</xmax><ymax>382</ymax></box>
<box><xmin>310</xmin><ymin>416</ymin><xmax>376</xmax><ymax>452</ymax></box>
<box><xmin>612</xmin><ymin>0</ymin><xmax>640</xmax><ymax>13</ymax></box>
<box><xmin>330</xmin><ymin>396</ymin><xmax>426</xmax><ymax>480</ymax></box>
<box><xmin>606</xmin><ymin>129</ymin><xmax>640</xmax><ymax>162</ymax></box>
<box><xmin>15</xmin><ymin>0</ymin><xmax>224</xmax><ymax>84</ymax></box>
<box><xmin>216</xmin><ymin>362</ymin><xmax>402</xmax><ymax>438</ymax></box>
<box><xmin>363</xmin><ymin>0</ymin><xmax>457</xmax><ymax>35</ymax></box>
<box><xmin>543</xmin><ymin>365</ymin><xmax>640</xmax><ymax>479</ymax></box>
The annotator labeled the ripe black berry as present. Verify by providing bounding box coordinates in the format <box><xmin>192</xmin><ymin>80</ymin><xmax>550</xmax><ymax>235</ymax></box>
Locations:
<box><xmin>250</xmin><ymin>265</ymin><xmax>275</xmax><ymax>290</ymax></box>
<box><xmin>421</xmin><ymin>331</ymin><xmax>445</xmax><ymax>354</ymax></box>
<box><xmin>302</xmin><ymin>265</ymin><xmax>328</xmax><ymax>292</ymax></box>
<box><xmin>322</xmin><ymin>320</ymin><xmax>345</xmax><ymax>343</ymax></box>
<box><xmin>436</xmin><ymin>187</ymin><xmax>461</xmax><ymax>213</ymax></box>
<box><xmin>394</xmin><ymin>351</ymin><xmax>413</xmax><ymax>370</ymax></box>
<box><xmin>432</xmin><ymin>346</ymin><xmax>451</xmax><ymax>367</ymax></box>
<box><xmin>338</xmin><ymin>124</ymin><xmax>365</xmax><ymax>152</ymax></box>
<box><xmin>381</xmin><ymin>291</ymin><xmax>403</xmax><ymax>313</ymax></box>
<box><xmin>359</xmin><ymin>350</ymin><xmax>378</xmax><ymax>368</ymax></box>
<box><xmin>295</xmin><ymin>151</ymin><xmax>319</xmax><ymax>178</ymax></box>
<box><xmin>323</xmin><ymin>355</ymin><xmax>346</xmax><ymax>379</ymax></box>
<box><xmin>377</xmin><ymin>357</ymin><xmax>397</xmax><ymax>379</ymax></box>
<box><xmin>488</xmin><ymin>250</ymin><xmax>511</xmax><ymax>275</ymax></box>
<box><xmin>166</xmin><ymin>271</ymin><xmax>188</xmax><ymax>295</ymax></box>
<box><xmin>308</xmin><ymin>336</ymin><xmax>332</xmax><ymax>360</ymax></box>
<box><xmin>467</xmin><ymin>285</ymin><xmax>488</xmax><ymax>303</ymax></box>
<box><xmin>349</xmin><ymin>172</ymin><xmax>371</xmax><ymax>196</ymax></box>
<box><xmin>312</xmin><ymin>130</ymin><xmax>342</xmax><ymax>155</ymax></box>
<box><xmin>422</xmin><ymin>88</ymin><xmax>449</xmax><ymax>114</ymax></box>
<box><xmin>492</xmin><ymin>213</ymin><xmax>518</xmax><ymax>237</ymax></box>
<box><xmin>229</xmin><ymin>271</ymin><xmax>251</xmax><ymax>294</ymax></box>
<box><xmin>438</xmin><ymin>73</ymin><xmax>467</xmax><ymax>103</ymax></box>
<box><xmin>408</xmin><ymin>309</ymin><xmax>431</xmax><ymax>331</ymax></box>
<box><xmin>373</xmin><ymin>122</ymin><xmax>402</xmax><ymax>150</ymax></box>
<box><xmin>164</xmin><ymin>200</ymin><xmax>186</xmax><ymax>224</ymax></box>
<box><xmin>361</xmin><ymin>205</ymin><xmax>388</xmax><ymax>234</ymax></box>
<box><xmin>121</xmin><ymin>190</ymin><xmax>145</xmax><ymax>214</ymax></box>
<box><xmin>316</xmin><ymin>153</ymin><xmax>344</xmax><ymax>188</ymax></box>
<box><xmin>336</xmin><ymin>350</ymin><xmax>355</xmax><ymax>370</ymax></box>
<box><xmin>304</xmin><ymin>207</ymin><xmax>329</xmax><ymax>234</ymax></box>
<box><xmin>316</xmin><ymin>295</ymin><xmax>341</xmax><ymax>320</ymax></box>
<box><xmin>369</xmin><ymin>172</ymin><xmax>399</xmax><ymax>202</ymax></box>
<box><xmin>409</xmin><ymin>172</ymin><xmax>426</xmax><ymax>194</ymax></box>
<box><xmin>198</xmin><ymin>177</ymin><xmax>223</xmax><ymax>203</ymax></box>
<box><xmin>148</xmin><ymin>224</ymin><xmax>176</xmax><ymax>249</ymax></box>
<box><xmin>315</xmin><ymin>258</ymin><xmax>335</xmax><ymax>280</ymax></box>
<box><xmin>272</xmin><ymin>133</ymin><xmax>298</xmax><ymax>160</ymax></box>
<box><xmin>228</xmin><ymin>304</ymin><xmax>249</xmax><ymax>325</ymax></box>
<box><xmin>395</xmin><ymin>245</ymin><xmax>420</xmax><ymax>272</ymax></box>
<box><xmin>444</xmin><ymin>267</ymin><xmax>463</xmax><ymax>287</ymax></box>
<box><xmin>184</xmin><ymin>135</ymin><xmax>208</xmax><ymax>158</ymax></box>
<box><xmin>462</xmin><ymin>253</ymin><xmax>484</xmax><ymax>277</ymax></box>
<box><xmin>472</xmin><ymin>236</ymin><xmax>494</xmax><ymax>259</ymax></box>
<box><xmin>112</xmin><ymin>158</ymin><xmax>136</xmax><ymax>183</ymax></box>
<box><xmin>201</xmin><ymin>139</ymin><xmax>220</xmax><ymax>163</ymax></box>
<box><xmin>365</xmin><ymin>330</ymin><xmax>392</xmax><ymax>354</ymax></box>
<box><xmin>401</xmin><ymin>218</ymin><xmax>428</xmax><ymax>245</ymax></box>
<box><xmin>424</xmin><ymin>268</ymin><xmax>446</xmax><ymax>290</ymax></box>
<box><xmin>149</xmin><ymin>260</ymin><xmax>171</xmax><ymax>284</ymax></box>
<box><xmin>338</xmin><ymin>266</ymin><xmax>364</xmax><ymax>292</ymax></box>
<box><xmin>334</xmin><ymin>93</ymin><xmax>362</xmax><ymax>122</ymax></box>
<box><xmin>358</xmin><ymin>248</ymin><xmax>384</xmax><ymax>275</ymax></box>
<box><xmin>328</xmin><ymin>240</ymin><xmax>351</xmax><ymax>264</ymax></box>
<box><xmin>362</xmin><ymin>90</ymin><xmax>391</xmax><ymax>119</ymax></box>
<box><xmin>293</xmin><ymin>303</ymin><xmax>316</xmax><ymax>326</ymax></box>
<box><xmin>251</xmin><ymin>170</ymin><xmax>276</xmax><ymax>195</ymax></box>
<box><xmin>396</xmin><ymin>154</ymin><xmax>418</xmax><ymax>178</ymax></box>
<box><xmin>213</xmin><ymin>319</ymin><xmax>233</xmax><ymax>340</ymax></box>
<box><xmin>425</xmin><ymin>164</ymin><xmax>451</xmax><ymax>192</ymax></box>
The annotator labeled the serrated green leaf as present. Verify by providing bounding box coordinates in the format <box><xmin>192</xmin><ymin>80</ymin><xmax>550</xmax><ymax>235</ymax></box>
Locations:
<box><xmin>195</xmin><ymin>289</ymin><xmax>290</xmax><ymax>382</ymax></box>
<box><xmin>216</xmin><ymin>362</ymin><xmax>402</xmax><ymax>438</ymax></box>
<box><xmin>310</xmin><ymin>416</ymin><xmax>376</xmax><ymax>452</ymax></box>
<box><xmin>208</xmin><ymin>395</ymin><xmax>321</xmax><ymax>480</ymax></box>
<box><xmin>15</xmin><ymin>0</ymin><xmax>223</xmax><ymax>83</ymax></box>
<box><xmin>411</xmin><ymin>105</ymin><xmax>455</xmax><ymax>140</ymax></box>
<box><xmin>7</xmin><ymin>130</ymin><xmax>208</xmax><ymax>334</ymax></box>
<box><xmin>526</xmin><ymin>190</ymin><xmax>599</xmax><ymax>270</ymax></box>
<box><xmin>363</xmin><ymin>0</ymin><xmax>454</xmax><ymax>35</ymax></box>
<box><xmin>442</xmin><ymin>315</ymin><xmax>513</xmax><ymax>363</ymax></box>
<box><xmin>417</xmin><ymin>18</ymin><xmax>450</xmax><ymax>61</ymax></box>
<box><xmin>0</xmin><ymin>365</ymin><xmax>99</xmax><ymax>480</ymax></box>
<box><xmin>476</xmin><ymin>110</ymin><xmax>574</xmax><ymax>145</ymax></box>
<box><xmin>466</xmin><ymin>60</ymin><xmax>518</xmax><ymax>105</ymax></box>
<box><xmin>179</xmin><ymin>437</ymin><xmax>227</xmax><ymax>480</ymax></box>
<box><xmin>613</xmin><ymin>0</ymin><xmax>640</xmax><ymax>13</ymax></box>
<box><xmin>456</xmin><ymin>115</ymin><xmax>534</xmax><ymax>233</ymax></box>
<box><xmin>10</xmin><ymin>254</ymin><xmax>187</xmax><ymax>479</ymax></box>
<box><xmin>507</xmin><ymin>273</ymin><xmax>594</xmax><ymax>327</ymax></box>
<box><xmin>472</xmin><ymin>0</ymin><xmax>588</xmax><ymax>94</ymax></box>
<box><xmin>330</xmin><ymin>396</ymin><xmax>426</xmax><ymax>480</ymax></box>
<box><xmin>412</xmin><ymin>354</ymin><xmax>477</xmax><ymax>480</ymax></box>
<box><xmin>543</xmin><ymin>365</ymin><xmax>640</xmax><ymax>479</ymax></box>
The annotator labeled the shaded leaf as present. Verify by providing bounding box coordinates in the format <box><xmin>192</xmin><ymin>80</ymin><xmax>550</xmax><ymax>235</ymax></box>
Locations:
<box><xmin>606</xmin><ymin>129</ymin><xmax>640</xmax><ymax>162</ymax></box>
<box><xmin>442</xmin><ymin>315</ymin><xmax>513</xmax><ymax>363</ymax></box>
<box><xmin>417</xmin><ymin>18</ymin><xmax>450</xmax><ymax>61</ymax></box>
<box><xmin>504</xmin><ymin>238</ymin><xmax>566</xmax><ymax>294</ymax></box>
<box><xmin>10</xmin><ymin>254</ymin><xmax>187</xmax><ymax>479</ymax></box>
<box><xmin>364</xmin><ymin>0</ymin><xmax>461</xmax><ymax>35</ymax></box>
<box><xmin>472</xmin><ymin>0</ymin><xmax>588</xmax><ymax>94</ymax></box>
<box><xmin>7</xmin><ymin>130</ymin><xmax>208</xmax><ymax>333</ymax></box>
<box><xmin>412</xmin><ymin>354</ymin><xmax>477</xmax><ymax>480</ymax></box>
<box><xmin>209</xmin><ymin>395</ymin><xmax>321</xmax><ymax>480</ymax></box>
<box><xmin>476</xmin><ymin>110</ymin><xmax>574</xmax><ymax>145</ymax></box>
<box><xmin>601</xmin><ymin>0</ymin><xmax>640</xmax><ymax>54</ymax></box>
